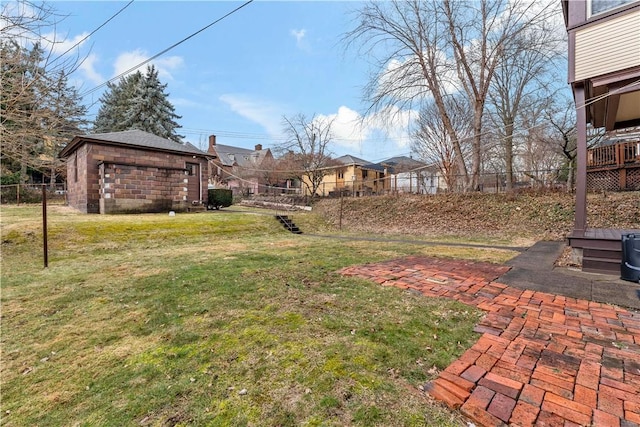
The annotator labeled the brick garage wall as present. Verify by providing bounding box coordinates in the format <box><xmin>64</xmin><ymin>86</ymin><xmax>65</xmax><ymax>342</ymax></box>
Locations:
<box><xmin>99</xmin><ymin>162</ymin><xmax>189</xmax><ymax>214</ymax></box>
<box><xmin>67</xmin><ymin>142</ymin><xmax>207</xmax><ymax>213</ymax></box>
<box><xmin>65</xmin><ymin>145</ymin><xmax>91</xmax><ymax>213</ymax></box>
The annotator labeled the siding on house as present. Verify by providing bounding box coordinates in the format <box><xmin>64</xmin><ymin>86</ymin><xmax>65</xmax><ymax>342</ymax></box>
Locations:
<box><xmin>574</xmin><ymin>9</ymin><xmax>640</xmax><ymax>80</ymax></box>
<box><xmin>305</xmin><ymin>155</ymin><xmax>387</xmax><ymax>196</ymax></box>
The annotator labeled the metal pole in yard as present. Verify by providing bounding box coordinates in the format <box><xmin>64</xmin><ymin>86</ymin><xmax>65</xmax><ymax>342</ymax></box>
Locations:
<box><xmin>42</xmin><ymin>185</ymin><xmax>48</xmax><ymax>268</ymax></box>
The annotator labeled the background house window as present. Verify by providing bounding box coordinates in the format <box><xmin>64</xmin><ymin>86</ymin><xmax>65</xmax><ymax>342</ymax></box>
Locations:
<box><xmin>338</xmin><ymin>170</ymin><xmax>344</xmax><ymax>179</ymax></box>
<box><xmin>362</xmin><ymin>170</ymin><xmax>368</xmax><ymax>179</ymax></box>
<box><xmin>590</xmin><ymin>0</ymin><xmax>634</xmax><ymax>16</ymax></box>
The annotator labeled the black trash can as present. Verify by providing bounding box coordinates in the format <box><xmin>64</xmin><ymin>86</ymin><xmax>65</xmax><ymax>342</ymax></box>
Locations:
<box><xmin>621</xmin><ymin>234</ymin><xmax>640</xmax><ymax>282</ymax></box>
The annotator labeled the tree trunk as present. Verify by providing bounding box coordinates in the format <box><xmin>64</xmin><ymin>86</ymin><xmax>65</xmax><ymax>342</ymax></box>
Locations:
<box><xmin>505</xmin><ymin>118</ymin><xmax>514</xmax><ymax>192</ymax></box>
<box><xmin>470</xmin><ymin>104</ymin><xmax>484</xmax><ymax>191</ymax></box>
<box><xmin>567</xmin><ymin>159</ymin><xmax>574</xmax><ymax>193</ymax></box>
<box><xmin>50</xmin><ymin>166</ymin><xmax>56</xmax><ymax>189</ymax></box>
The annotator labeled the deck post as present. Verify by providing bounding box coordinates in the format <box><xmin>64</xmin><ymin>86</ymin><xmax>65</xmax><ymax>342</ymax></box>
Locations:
<box><xmin>619</xmin><ymin>169</ymin><xmax>626</xmax><ymax>190</ymax></box>
<box><xmin>574</xmin><ymin>84</ymin><xmax>587</xmax><ymax>236</ymax></box>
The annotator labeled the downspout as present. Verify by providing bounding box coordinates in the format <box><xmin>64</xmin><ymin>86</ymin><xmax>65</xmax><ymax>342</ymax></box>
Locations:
<box><xmin>199</xmin><ymin>160</ymin><xmax>203</xmax><ymax>203</ymax></box>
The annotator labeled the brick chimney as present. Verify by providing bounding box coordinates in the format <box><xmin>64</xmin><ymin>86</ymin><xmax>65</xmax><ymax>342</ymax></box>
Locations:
<box><xmin>255</xmin><ymin>144</ymin><xmax>262</xmax><ymax>151</ymax></box>
<box><xmin>208</xmin><ymin>135</ymin><xmax>216</xmax><ymax>154</ymax></box>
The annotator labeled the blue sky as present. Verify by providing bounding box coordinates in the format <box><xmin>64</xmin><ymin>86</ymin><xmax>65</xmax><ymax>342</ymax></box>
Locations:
<box><xmin>48</xmin><ymin>1</ymin><xmax>413</xmax><ymax>162</ymax></box>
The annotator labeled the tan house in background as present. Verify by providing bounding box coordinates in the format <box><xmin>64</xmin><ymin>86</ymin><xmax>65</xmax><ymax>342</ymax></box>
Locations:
<box><xmin>304</xmin><ymin>155</ymin><xmax>387</xmax><ymax>197</ymax></box>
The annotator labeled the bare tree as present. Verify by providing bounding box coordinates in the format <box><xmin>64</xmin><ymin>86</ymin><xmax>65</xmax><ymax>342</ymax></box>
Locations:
<box><xmin>345</xmin><ymin>0</ymin><xmax>556</xmax><ymax>191</ymax></box>
<box><xmin>344</xmin><ymin>0</ymin><xmax>469</xmax><ymax>187</ymax></box>
<box><xmin>517</xmin><ymin>101</ymin><xmax>563</xmax><ymax>187</ymax></box>
<box><xmin>277</xmin><ymin>113</ymin><xmax>335</xmax><ymax>198</ymax></box>
<box><xmin>411</xmin><ymin>95</ymin><xmax>473</xmax><ymax>191</ymax></box>
<box><xmin>543</xmin><ymin>101</ymin><xmax>604</xmax><ymax>192</ymax></box>
<box><xmin>1</xmin><ymin>1</ymin><xmax>88</xmax><ymax>183</ymax></box>
<box><xmin>487</xmin><ymin>12</ymin><xmax>564</xmax><ymax>191</ymax></box>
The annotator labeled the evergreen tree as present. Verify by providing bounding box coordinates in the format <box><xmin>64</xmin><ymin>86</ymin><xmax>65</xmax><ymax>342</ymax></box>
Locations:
<box><xmin>93</xmin><ymin>66</ymin><xmax>183</xmax><ymax>143</ymax></box>
<box><xmin>2</xmin><ymin>42</ymin><xmax>48</xmax><ymax>180</ymax></box>
<box><xmin>1</xmin><ymin>0</ymin><xmax>90</xmax><ymax>183</ymax></box>
<box><xmin>93</xmin><ymin>72</ymin><xmax>140</xmax><ymax>133</ymax></box>
<box><xmin>1</xmin><ymin>40</ymin><xmax>88</xmax><ymax>183</ymax></box>
<box><xmin>42</xmin><ymin>70</ymin><xmax>89</xmax><ymax>184</ymax></box>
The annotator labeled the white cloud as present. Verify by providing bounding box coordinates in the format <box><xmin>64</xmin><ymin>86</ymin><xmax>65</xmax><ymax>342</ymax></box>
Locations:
<box><xmin>0</xmin><ymin>2</ymin><xmax>39</xmax><ymax>42</ymax></box>
<box><xmin>41</xmin><ymin>31</ymin><xmax>90</xmax><ymax>56</ymax></box>
<box><xmin>219</xmin><ymin>93</ymin><xmax>286</xmax><ymax>137</ymax></box>
<box><xmin>315</xmin><ymin>106</ymin><xmax>366</xmax><ymax>151</ymax></box>
<box><xmin>291</xmin><ymin>29</ymin><xmax>305</xmax><ymax>43</ymax></box>
<box><xmin>316</xmin><ymin>105</ymin><xmax>416</xmax><ymax>156</ymax></box>
<box><xmin>113</xmin><ymin>49</ymin><xmax>184</xmax><ymax>81</ymax></box>
<box><xmin>217</xmin><ymin>97</ymin><xmax>415</xmax><ymax>160</ymax></box>
<box><xmin>381</xmin><ymin>53</ymin><xmax>459</xmax><ymax>102</ymax></box>
<box><xmin>290</xmin><ymin>28</ymin><xmax>310</xmax><ymax>51</ymax></box>
<box><xmin>364</xmin><ymin>106</ymin><xmax>416</xmax><ymax>149</ymax></box>
<box><xmin>79</xmin><ymin>53</ymin><xmax>104</xmax><ymax>85</ymax></box>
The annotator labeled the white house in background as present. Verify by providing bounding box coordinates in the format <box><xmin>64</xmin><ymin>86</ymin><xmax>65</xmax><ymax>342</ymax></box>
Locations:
<box><xmin>380</xmin><ymin>156</ymin><xmax>443</xmax><ymax>194</ymax></box>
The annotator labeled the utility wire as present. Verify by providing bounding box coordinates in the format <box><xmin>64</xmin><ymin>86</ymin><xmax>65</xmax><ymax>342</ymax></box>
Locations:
<box><xmin>185</xmin><ymin>78</ymin><xmax>640</xmax><ymax>151</ymax></box>
<box><xmin>50</xmin><ymin>0</ymin><xmax>135</xmax><ymax>65</ymax></box>
<box><xmin>80</xmin><ymin>0</ymin><xmax>254</xmax><ymax>97</ymax></box>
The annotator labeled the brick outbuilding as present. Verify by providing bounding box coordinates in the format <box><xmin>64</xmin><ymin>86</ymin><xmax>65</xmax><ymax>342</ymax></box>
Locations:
<box><xmin>59</xmin><ymin>130</ymin><xmax>211</xmax><ymax>214</ymax></box>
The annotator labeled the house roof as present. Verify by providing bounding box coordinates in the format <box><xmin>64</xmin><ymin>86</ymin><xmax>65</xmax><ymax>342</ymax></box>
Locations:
<box><xmin>334</xmin><ymin>154</ymin><xmax>386</xmax><ymax>172</ymax></box>
<box><xmin>360</xmin><ymin>163</ymin><xmax>386</xmax><ymax>172</ymax></box>
<box><xmin>380</xmin><ymin>156</ymin><xmax>430</xmax><ymax>173</ymax></box>
<box><xmin>59</xmin><ymin>130</ymin><xmax>209</xmax><ymax>158</ymax></box>
<box><xmin>335</xmin><ymin>154</ymin><xmax>371</xmax><ymax>166</ymax></box>
<box><xmin>211</xmin><ymin>143</ymin><xmax>270</xmax><ymax>167</ymax></box>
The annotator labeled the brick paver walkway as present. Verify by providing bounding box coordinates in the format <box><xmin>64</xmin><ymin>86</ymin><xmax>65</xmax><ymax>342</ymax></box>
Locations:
<box><xmin>340</xmin><ymin>256</ymin><xmax>640</xmax><ymax>427</ymax></box>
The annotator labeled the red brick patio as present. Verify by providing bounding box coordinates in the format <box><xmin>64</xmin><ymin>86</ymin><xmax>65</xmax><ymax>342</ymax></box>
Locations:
<box><xmin>340</xmin><ymin>256</ymin><xmax>640</xmax><ymax>427</ymax></box>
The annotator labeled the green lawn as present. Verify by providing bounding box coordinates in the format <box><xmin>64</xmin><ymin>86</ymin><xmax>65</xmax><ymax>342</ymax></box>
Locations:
<box><xmin>1</xmin><ymin>205</ymin><xmax>515</xmax><ymax>426</ymax></box>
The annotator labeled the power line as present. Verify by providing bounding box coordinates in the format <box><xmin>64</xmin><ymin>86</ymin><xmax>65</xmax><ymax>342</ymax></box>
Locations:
<box><xmin>180</xmin><ymin>127</ymin><xmax>412</xmax><ymax>143</ymax></box>
<box><xmin>50</xmin><ymin>0</ymin><xmax>135</xmax><ymax>65</ymax></box>
<box><xmin>580</xmin><ymin>78</ymin><xmax>640</xmax><ymax>109</ymax></box>
<box><xmin>79</xmin><ymin>0</ymin><xmax>254</xmax><ymax>98</ymax></box>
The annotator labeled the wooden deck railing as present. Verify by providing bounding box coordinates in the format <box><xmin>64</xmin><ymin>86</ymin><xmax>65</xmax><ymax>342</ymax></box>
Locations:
<box><xmin>588</xmin><ymin>141</ymin><xmax>640</xmax><ymax>169</ymax></box>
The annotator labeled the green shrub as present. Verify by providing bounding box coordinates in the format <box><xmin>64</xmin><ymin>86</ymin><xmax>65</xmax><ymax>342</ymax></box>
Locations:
<box><xmin>207</xmin><ymin>188</ymin><xmax>233</xmax><ymax>210</ymax></box>
<box><xmin>1</xmin><ymin>172</ymin><xmax>22</xmax><ymax>185</ymax></box>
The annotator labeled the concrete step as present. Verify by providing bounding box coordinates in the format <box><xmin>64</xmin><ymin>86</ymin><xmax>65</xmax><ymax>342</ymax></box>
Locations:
<box><xmin>275</xmin><ymin>215</ymin><xmax>302</xmax><ymax>234</ymax></box>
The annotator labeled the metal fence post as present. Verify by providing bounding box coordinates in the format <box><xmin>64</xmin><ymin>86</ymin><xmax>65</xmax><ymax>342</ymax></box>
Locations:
<box><xmin>42</xmin><ymin>185</ymin><xmax>48</xmax><ymax>268</ymax></box>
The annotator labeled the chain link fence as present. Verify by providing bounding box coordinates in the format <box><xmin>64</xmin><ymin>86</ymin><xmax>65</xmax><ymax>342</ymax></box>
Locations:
<box><xmin>4</xmin><ymin>165</ymin><xmax>635</xmax><ymax>206</ymax></box>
